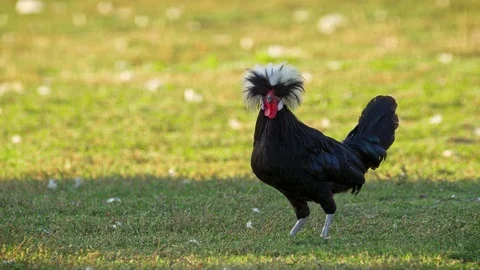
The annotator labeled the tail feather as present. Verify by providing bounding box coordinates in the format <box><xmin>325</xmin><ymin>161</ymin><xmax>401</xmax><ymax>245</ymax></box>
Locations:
<box><xmin>343</xmin><ymin>95</ymin><xmax>399</xmax><ymax>170</ymax></box>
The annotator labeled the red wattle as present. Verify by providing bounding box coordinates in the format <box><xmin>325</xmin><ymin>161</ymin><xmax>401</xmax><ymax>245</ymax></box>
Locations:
<box><xmin>264</xmin><ymin>99</ymin><xmax>278</xmax><ymax>119</ymax></box>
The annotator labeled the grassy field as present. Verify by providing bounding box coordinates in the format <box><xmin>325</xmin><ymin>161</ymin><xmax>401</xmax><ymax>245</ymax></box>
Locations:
<box><xmin>1</xmin><ymin>0</ymin><xmax>479</xmax><ymax>268</ymax></box>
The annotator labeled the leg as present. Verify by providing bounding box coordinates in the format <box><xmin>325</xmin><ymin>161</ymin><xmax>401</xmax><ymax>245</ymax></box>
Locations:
<box><xmin>321</xmin><ymin>214</ymin><xmax>334</xmax><ymax>239</ymax></box>
<box><xmin>315</xmin><ymin>195</ymin><xmax>337</xmax><ymax>239</ymax></box>
<box><xmin>285</xmin><ymin>197</ymin><xmax>310</xmax><ymax>236</ymax></box>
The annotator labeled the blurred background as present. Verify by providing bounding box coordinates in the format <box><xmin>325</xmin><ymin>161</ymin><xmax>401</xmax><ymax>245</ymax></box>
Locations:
<box><xmin>1</xmin><ymin>1</ymin><xmax>480</xmax><ymax>268</ymax></box>
<box><xmin>1</xmin><ymin>0</ymin><xmax>479</xmax><ymax>180</ymax></box>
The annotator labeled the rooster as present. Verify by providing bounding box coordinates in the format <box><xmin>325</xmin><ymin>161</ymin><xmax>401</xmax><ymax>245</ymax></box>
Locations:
<box><xmin>243</xmin><ymin>63</ymin><xmax>399</xmax><ymax>238</ymax></box>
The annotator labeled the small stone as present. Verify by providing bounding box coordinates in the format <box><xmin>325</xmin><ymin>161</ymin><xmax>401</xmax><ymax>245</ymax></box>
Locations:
<box><xmin>11</xmin><ymin>135</ymin><xmax>22</xmax><ymax>144</ymax></box>
<box><xmin>97</xmin><ymin>1</ymin><xmax>113</xmax><ymax>15</ymax></box>
<box><xmin>429</xmin><ymin>114</ymin><xmax>442</xmax><ymax>125</ymax></box>
<box><xmin>37</xmin><ymin>85</ymin><xmax>50</xmax><ymax>96</ymax></box>
<box><xmin>16</xmin><ymin>0</ymin><xmax>44</xmax><ymax>15</ymax></box>
<box><xmin>74</xmin><ymin>177</ymin><xmax>83</xmax><ymax>188</ymax></box>
<box><xmin>168</xmin><ymin>168</ymin><xmax>176</xmax><ymax>177</ymax></box>
<box><xmin>317</xmin><ymin>13</ymin><xmax>347</xmax><ymax>35</ymax></box>
<box><xmin>184</xmin><ymin>88</ymin><xmax>203</xmax><ymax>103</ymax></box>
<box><xmin>228</xmin><ymin>119</ymin><xmax>242</xmax><ymax>130</ymax></box>
<box><xmin>47</xmin><ymin>179</ymin><xmax>58</xmax><ymax>190</ymax></box>
<box><xmin>302</xmin><ymin>72</ymin><xmax>312</xmax><ymax>83</ymax></box>
<box><xmin>437</xmin><ymin>53</ymin><xmax>453</xmax><ymax>64</ymax></box>
<box><xmin>106</xmin><ymin>197</ymin><xmax>121</xmax><ymax>203</ymax></box>
<box><xmin>165</xmin><ymin>6</ymin><xmax>183</xmax><ymax>20</ymax></box>
<box><xmin>240</xmin><ymin>37</ymin><xmax>254</xmax><ymax>51</ymax></box>
<box><xmin>320</xmin><ymin>118</ymin><xmax>331</xmax><ymax>128</ymax></box>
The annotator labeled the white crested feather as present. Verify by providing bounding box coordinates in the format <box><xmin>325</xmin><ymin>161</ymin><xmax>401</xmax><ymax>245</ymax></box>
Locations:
<box><xmin>242</xmin><ymin>63</ymin><xmax>304</xmax><ymax>110</ymax></box>
<box><xmin>242</xmin><ymin>77</ymin><xmax>262</xmax><ymax>109</ymax></box>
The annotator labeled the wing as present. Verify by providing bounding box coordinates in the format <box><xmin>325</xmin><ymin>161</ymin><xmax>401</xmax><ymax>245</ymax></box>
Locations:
<box><xmin>302</xmin><ymin>136</ymin><xmax>366</xmax><ymax>186</ymax></box>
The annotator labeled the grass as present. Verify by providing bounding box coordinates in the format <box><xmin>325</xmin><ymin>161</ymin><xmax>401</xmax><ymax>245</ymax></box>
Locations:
<box><xmin>1</xmin><ymin>0</ymin><xmax>479</xmax><ymax>268</ymax></box>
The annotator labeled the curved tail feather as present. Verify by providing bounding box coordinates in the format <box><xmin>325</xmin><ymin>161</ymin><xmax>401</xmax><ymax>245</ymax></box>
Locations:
<box><xmin>343</xmin><ymin>95</ymin><xmax>399</xmax><ymax>170</ymax></box>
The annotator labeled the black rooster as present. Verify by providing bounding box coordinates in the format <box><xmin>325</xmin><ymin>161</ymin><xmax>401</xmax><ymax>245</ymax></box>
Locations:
<box><xmin>243</xmin><ymin>63</ymin><xmax>399</xmax><ymax>238</ymax></box>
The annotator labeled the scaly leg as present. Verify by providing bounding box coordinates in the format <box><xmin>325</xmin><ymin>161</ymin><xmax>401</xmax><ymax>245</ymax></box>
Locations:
<box><xmin>289</xmin><ymin>217</ymin><xmax>308</xmax><ymax>236</ymax></box>
<box><xmin>320</xmin><ymin>214</ymin><xmax>334</xmax><ymax>239</ymax></box>
<box><xmin>285</xmin><ymin>196</ymin><xmax>310</xmax><ymax>237</ymax></box>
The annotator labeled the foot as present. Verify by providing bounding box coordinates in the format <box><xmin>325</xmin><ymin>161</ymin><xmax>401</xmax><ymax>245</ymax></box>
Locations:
<box><xmin>320</xmin><ymin>232</ymin><xmax>331</xmax><ymax>239</ymax></box>
<box><xmin>289</xmin><ymin>217</ymin><xmax>308</xmax><ymax>236</ymax></box>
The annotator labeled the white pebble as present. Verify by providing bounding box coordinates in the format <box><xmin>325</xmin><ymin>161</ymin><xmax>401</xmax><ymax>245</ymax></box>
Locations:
<box><xmin>266</xmin><ymin>46</ymin><xmax>302</xmax><ymax>59</ymax></box>
<box><xmin>144</xmin><ymin>79</ymin><xmax>163</xmax><ymax>92</ymax></box>
<box><xmin>252</xmin><ymin>208</ymin><xmax>260</xmax><ymax>213</ymax></box>
<box><xmin>325</xmin><ymin>61</ymin><xmax>342</xmax><ymax>71</ymax></box>
<box><xmin>0</xmin><ymin>82</ymin><xmax>24</xmax><ymax>95</ymax></box>
<box><xmin>188</xmin><ymin>239</ymin><xmax>199</xmax><ymax>244</ymax></box>
<box><xmin>429</xmin><ymin>114</ymin><xmax>443</xmax><ymax>124</ymax></box>
<box><xmin>166</xmin><ymin>6</ymin><xmax>183</xmax><ymax>20</ymax></box>
<box><xmin>47</xmin><ymin>179</ymin><xmax>58</xmax><ymax>190</ymax></box>
<box><xmin>302</xmin><ymin>72</ymin><xmax>312</xmax><ymax>83</ymax></box>
<box><xmin>97</xmin><ymin>1</ymin><xmax>113</xmax><ymax>15</ymax></box>
<box><xmin>474</xmin><ymin>127</ymin><xmax>480</xmax><ymax>137</ymax></box>
<box><xmin>37</xmin><ymin>85</ymin><xmax>50</xmax><ymax>96</ymax></box>
<box><xmin>106</xmin><ymin>197</ymin><xmax>121</xmax><ymax>203</ymax></box>
<box><xmin>11</xmin><ymin>82</ymin><xmax>24</xmax><ymax>92</ymax></box>
<box><xmin>317</xmin><ymin>13</ymin><xmax>347</xmax><ymax>34</ymax></box>
<box><xmin>117</xmin><ymin>71</ymin><xmax>133</xmax><ymax>82</ymax></box>
<box><xmin>168</xmin><ymin>167</ymin><xmax>176</xmax><ymax>177</ymax></box>
<box><xmin>184</xmin><ymin>88</ymin><xmax>203</xmax><ymax>103</ymax></box>
<box><xmin>320</xmin><ymin>118</ymin><xmax>331</xmax><ymax>128</ymax></box>
<box><xmin>112</xmin><ymin>221</ymin><xmax>122</xmax><ymax>229</ymax></box>
<box><xmin>442</xmin><ymin>150</ymin><xmax>453</xmax><ymax>157</ymax></box>
<box><xmin>267</xmin><ymin>45</ymin><xmax>285</xmax><ymax>58</ymax></box>
<box><xmin>74</xmin><ymin>177</ymin><xmax>83</xmax><ymax>188</ymax></box>
<box><xmin>11</xmin><ymin>135</ymin><xmax>22</xmax><ymax>144</ymax></box>
<box><xmin>240</xmin><ymin>37</ymin><xmax>254</xmax><ymax>51</ymax></box>
<box><xmin>437</xmin><ymin>53</ymin><xmax>453</xmax><ymax>64</ymax></box>
<box><xmin>16</xmin><ymin>0</ymin><xmax>44</xmax><ymax>15</ymax></box>
<box><xmin>246</xmin><ymin>221</ymin><xmax>253</xmax><ymax>229</ymax></box>
<box><xmin>451</xmin><ymin>194</ymin><xmax>457</xmax><ymax>199</ymax></box>
<box><xmin>228</xmin><ymin>119</ymin><xmax>242</xmax><ymax>130</ymax></box>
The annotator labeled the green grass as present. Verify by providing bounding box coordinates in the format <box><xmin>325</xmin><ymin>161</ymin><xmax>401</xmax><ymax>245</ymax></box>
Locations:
<box><xmin>1</xmin><ymin>0</ymin><xmax>479</xmax><ymax>268</ymax></box>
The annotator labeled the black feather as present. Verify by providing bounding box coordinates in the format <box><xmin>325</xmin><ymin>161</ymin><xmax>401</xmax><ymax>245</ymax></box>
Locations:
<box><xmin>343</xmin><ymin>95</ymin><xmax>399</xmax><ymax>170</ymax></box>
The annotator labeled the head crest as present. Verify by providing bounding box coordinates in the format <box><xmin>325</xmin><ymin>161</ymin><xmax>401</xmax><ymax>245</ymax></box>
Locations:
<box><xmin>242</xmin><ymin>63</ymin><xmax>305</xmax><ymax>110</ymax></box>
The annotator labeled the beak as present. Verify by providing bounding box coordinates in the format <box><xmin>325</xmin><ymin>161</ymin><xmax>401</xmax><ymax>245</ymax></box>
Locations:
<box><xmin>264</xmin><ymin>90</ymin><xmax>278</xmax><ymax>119</ymax></box>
